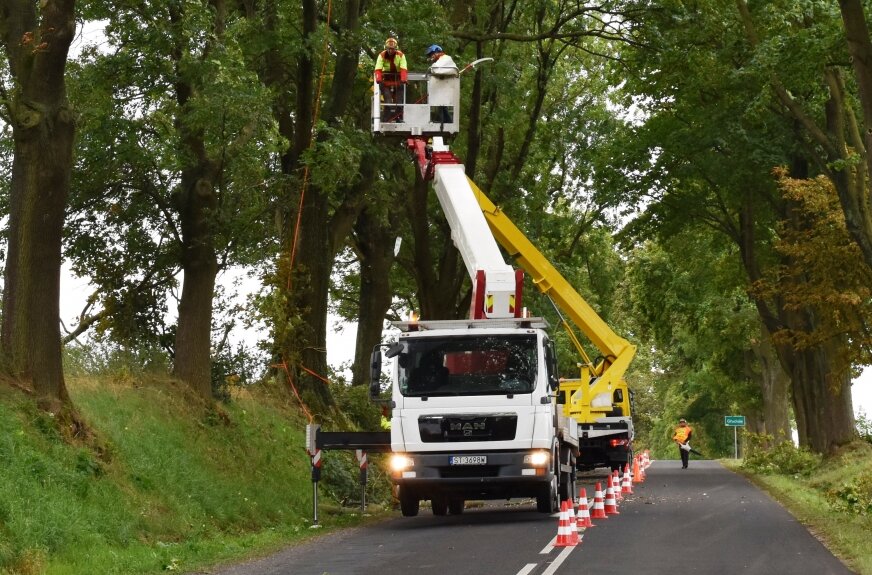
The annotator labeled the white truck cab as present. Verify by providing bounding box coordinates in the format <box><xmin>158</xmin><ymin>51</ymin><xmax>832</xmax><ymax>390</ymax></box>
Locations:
<box><xmin>371</xmin><ymin>318</ymin><xmax>579</xmax><ymax>517</ymax></box>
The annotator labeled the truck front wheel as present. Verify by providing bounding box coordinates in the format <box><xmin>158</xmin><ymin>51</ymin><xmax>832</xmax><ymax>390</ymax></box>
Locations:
<box><xmin>536</xmin><ymin>474</ymin><xmax>558</xmax><ymax>513</ymax></box>
<box><xmin>399</xmin><ymin>488</ymin><xmax>419</xmax><ymax>517</ymax></box>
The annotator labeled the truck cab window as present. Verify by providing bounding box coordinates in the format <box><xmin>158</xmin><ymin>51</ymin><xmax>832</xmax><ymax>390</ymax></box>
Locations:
<box><xmin>399</xmin><ymin>334</ymin><xmax>537</xmax><ymax>396</ymax></box>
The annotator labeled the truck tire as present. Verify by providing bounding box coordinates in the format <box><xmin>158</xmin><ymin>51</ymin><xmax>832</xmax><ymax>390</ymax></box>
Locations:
<box><xmin>399</xmin><ymin>488</ymin><xmax>419</xmax><ymax>517</ymax></box>
<box><xmin>611</xmin><ymin>449</ymin><xmax>632</xmax><ymax>473</ymax></box>
<box><xmin>448</xmin><ymin>498</ymin><xmax>464</xmax><ymax>515</ymax></box>
<box><xmin>431</xmin><ymin>497</ymin><xmax>448</xmax><ymax>516</ymax></box>
<box><xmin>537</xmin><ymin>476</ymin><xmax>558</xmax><ymax>513</ymax></box>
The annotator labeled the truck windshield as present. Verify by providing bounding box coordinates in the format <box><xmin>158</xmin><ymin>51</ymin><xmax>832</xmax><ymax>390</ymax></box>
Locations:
<box><xmin>399</xmin><ymin>334</ymin><xmax>537</xmax><ymax>397</ymax></box>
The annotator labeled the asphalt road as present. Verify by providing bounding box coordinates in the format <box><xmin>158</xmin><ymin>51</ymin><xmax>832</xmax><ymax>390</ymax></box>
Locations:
<box><xmin>194</xmin><ymin>460</ymin><xmax>854</xmax><ymax>575</ymax></box>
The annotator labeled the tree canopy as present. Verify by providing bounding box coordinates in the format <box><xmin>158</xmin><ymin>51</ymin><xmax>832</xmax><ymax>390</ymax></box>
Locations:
<box><xmin>1</xmin><ymin>0</ymin><xmax>871</xmax><ymax>455</ymax></box>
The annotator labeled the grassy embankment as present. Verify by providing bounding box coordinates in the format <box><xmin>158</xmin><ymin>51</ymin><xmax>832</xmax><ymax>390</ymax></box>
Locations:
<box><xmin>0</xmin><ymin>376</ymin><xmax>388</xmax><ymax>575</ymax></box>
<box><xmin>724</xmin><ymin>441</ymin><xmax>872</xmax><ymax>575</ymax></box>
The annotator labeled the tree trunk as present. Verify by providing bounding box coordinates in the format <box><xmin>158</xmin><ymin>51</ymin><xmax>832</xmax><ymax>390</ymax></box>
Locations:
<box><xmin>838</xmin><ymin>0</ymin><xmax>872</xmax><ymax>267</ymax></box>
<box><xmin>750</xmin><ymin>324</ymin><xmax>791</xmax><ymax>444</ymax></box>
<box><xmin>282</xmin><ymin>0</ymin><xmax>370</xmax><ymax>411</ymax></box>
<box><xmin>172</xmin><ymin>174</ymin><xmax>218</xmax><ymax>400</ymax></box>
<box><xmin>785</xmin><ymin>336</ymin><xmax>855</xmax><ymax>453</ymax></box>
<box><xmin>738</xmin><ymin>187</ymin><xmax>855</xmax><ymax>454</ymax></box>
<box><xmin>0</xmin><ymin>0</ymin><xmax>76</xmax><ymax>407</ymax></box>
<box><xmin>166</xmin><ymin>1</ymin><xmax>228</xmax><ymax>401</ymax></box>
<box><xmin>293</xmin><ymin>178</ymin><xmax>334</xmax><ymax>410</ymax></box>
<box><xmin>351</xmin><ymin>207</ymin><xmax>396</xmax><ymax>387</ymax></box>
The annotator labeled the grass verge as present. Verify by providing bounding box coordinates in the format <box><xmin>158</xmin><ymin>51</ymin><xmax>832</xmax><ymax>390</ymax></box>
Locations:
<box><xmin>0</xmin><ymin>377</ymin><xmax>392</xmax><ymax>575</ymax></box>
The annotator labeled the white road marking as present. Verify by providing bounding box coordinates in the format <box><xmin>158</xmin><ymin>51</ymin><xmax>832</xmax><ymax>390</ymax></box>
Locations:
<box><xmin>541</xmin><ymin>545</ymin><xmax>576</xmax><ymax>575</ymax></box>
<box><xmin>540</xmin><ymin>535</ymin><xmax>557</xmax><ymax>554</ymax></box>
<box><xmin>516</xmin><ymin>563</ymin><xmax>538</xmax><ymax>575</ymax></box>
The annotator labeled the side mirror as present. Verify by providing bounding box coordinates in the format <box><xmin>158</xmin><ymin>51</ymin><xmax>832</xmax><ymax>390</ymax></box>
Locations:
<box><xmin>369</xmin><ymin>348</ymin><xmax>383</xmax><ymax>400</ymax></box>
<box><xmin>385</xmin><ymin>342</ymin><xmax>404</xmax><ymax>358</ymax></box>
<box><xmin>370</xmin><ymin>342</ymin><xmax>405</xmax><ymax>401</ymax></box>
<box><xmin>549</xmin><ymin>373</ymin><xmax>559</xmax><ymax>392</ymax></box>
<box><xmin>545</xmin><ymin>341</ymin><xmax>560</xmax><ymax>391</ymax></box>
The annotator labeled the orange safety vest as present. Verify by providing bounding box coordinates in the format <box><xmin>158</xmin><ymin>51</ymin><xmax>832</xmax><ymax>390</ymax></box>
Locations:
<box><xmin>374</xmin><ymin>50</ymin><xmax>408</xmax><ymax>85</ymax></box>
<box><xmin>673</xmin><ymin>425</ymin><xmax>692</xmax><ymax>443</ymax></box>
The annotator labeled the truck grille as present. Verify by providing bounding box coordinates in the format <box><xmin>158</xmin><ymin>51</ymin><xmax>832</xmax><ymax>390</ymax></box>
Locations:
<box><xmin>439</xmin><ymin>465</ymin><xmax>498</xmax><ymax>478</ymax></box>
<box><xmin>418</xmin><ymin>414</ymin><xmax>517</xmax><ymax>443</ymax></box>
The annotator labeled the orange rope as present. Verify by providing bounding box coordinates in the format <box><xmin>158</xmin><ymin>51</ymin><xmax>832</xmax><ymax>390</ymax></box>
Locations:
<box><xmin>287</xmin><ymin>165</ymin><xmax>309</xmax><ymax>292</ymax></box>
<box><xmin>277</xmin><ymin>359</ymin><xmax>313</xmax><ymax>423</ymax></box>
<box><xmin>300</xmin><ymin>364</ymin><xmax>331</xmax><ymax>385</ymax></box>
<box><xmin>281</xmin><ymin>0</ymin><xmax>334</xmax><ymax>415</ymax></box>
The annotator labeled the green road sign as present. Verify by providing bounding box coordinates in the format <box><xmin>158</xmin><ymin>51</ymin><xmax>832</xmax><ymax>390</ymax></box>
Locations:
<box><xmin>725</xmin><ymin>415</ymin><xmax>746</xmax><ymax>426</ymax></box>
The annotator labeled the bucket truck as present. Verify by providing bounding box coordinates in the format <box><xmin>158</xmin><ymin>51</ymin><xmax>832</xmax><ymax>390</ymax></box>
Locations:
<box><xmin>367</xmin><ymin>60</ymin><xmax>633</xmax><ymax>518</ymax></box>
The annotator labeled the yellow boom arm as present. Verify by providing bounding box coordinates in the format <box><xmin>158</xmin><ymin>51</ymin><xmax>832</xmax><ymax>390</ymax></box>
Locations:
<box><xmin>468</xmin><ymin>178</ymin><xmax>636</xmax><ymax>419</ymax></box>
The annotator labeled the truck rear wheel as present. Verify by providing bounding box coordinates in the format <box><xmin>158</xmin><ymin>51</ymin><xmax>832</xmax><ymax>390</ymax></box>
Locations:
<box><xmin>448</xmin><ymin>498</ymin><xmax>464</xmax><ymax>515</ymax></box>
<box><xmin>399</xmin><ymin>488</ymin><xmax>419</xmax><ymax>517</ymax></box>
<box><xmin>431</xmin><ymin>497</ymin><xmax>448</xmax><ymax>516</ymax></box>
<box><xmin>611</xmin><ymin>449</ymin><xmax>632</xmax><ymax>473</ymax></box>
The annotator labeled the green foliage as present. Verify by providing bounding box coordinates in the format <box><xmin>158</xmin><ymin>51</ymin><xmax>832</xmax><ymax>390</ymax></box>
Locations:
<box><xmin>210</xmin><ymin>343</ymin><xmax>259</xmax><ymax>402</ymax></box>
<box><xmin>620</xmin><ymin>233</ymin><xmax>765</xmax><ymax>457</ymax></box>
<box><xmin>857</xmin><ymin>411</ymin><xmax>872</xmax><ymax>445</ymax></box>
<box><xmin>828</xmin><ymin>480</ymin><xmax>872</xmax><ymax>516</ymax></box>
<box><xmin>329</xmin><ymin>380</ymin><xmax>382</xmax><ymax>432</ymax></box>
<box><xmin>63</xmin><ymin>341</ymin><xmax>172</xmax><ymax>379</ymax></box>
<box><xmin>742</xmin><ymin>432</ymin><xmax>822</xmax><ymax>476</ymax></box>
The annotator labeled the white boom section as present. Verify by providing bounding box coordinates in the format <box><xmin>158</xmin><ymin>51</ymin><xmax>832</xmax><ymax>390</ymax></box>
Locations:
<box><xmin>431</xmin><ymin>138</ymin><xmax>517</xmax><ymax>318</ymax></box>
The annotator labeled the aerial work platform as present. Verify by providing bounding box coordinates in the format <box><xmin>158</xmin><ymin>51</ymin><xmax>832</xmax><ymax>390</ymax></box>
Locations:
<box><xmin>372</xmin><ymin>70</ymin><xmax>460</xmax><ymax>136</ymax></box>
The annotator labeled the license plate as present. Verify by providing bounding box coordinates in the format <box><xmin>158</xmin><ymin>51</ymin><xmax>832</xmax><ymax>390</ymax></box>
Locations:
<box><xmin>449</xmin><ymin>455</ymin><xmax>486</xmax><ymax>465</ymax></box>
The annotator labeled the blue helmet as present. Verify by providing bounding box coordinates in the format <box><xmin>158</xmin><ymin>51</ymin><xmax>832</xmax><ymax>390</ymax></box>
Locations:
<box><xmin>425</xmin><ymin>44</ymin><xmax>443</xmax><ymax>57</ymax></box>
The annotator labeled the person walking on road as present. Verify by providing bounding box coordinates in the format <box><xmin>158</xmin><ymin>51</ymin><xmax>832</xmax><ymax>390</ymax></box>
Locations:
<box><xmin>673</xmin><ymin>418</ymin><xmax>693</xmax><ymax>469</ymax></box>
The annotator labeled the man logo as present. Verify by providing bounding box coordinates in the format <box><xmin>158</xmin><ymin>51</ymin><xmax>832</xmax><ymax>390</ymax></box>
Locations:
<box><xmin>450</xmin><ymin>422</ymin><xmax>485</xmax><ymax>436</ymax></box>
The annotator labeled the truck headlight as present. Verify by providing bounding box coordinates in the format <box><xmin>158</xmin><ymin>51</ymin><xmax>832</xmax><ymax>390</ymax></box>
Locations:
<box><xmin>523</xmin><ymin>450</ymin><xmax>549</xmax><ymax>467</ymax></box>
<box><xmin>389</xmin><ymin>454</ymin><xmax>414</xmax><ymax>472</ymax></box>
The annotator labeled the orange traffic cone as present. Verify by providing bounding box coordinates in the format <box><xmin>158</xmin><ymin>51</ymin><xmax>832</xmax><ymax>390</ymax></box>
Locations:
<box><xmin>604</xmin><ymin>475</ymin><xmax>620</xmax><ymax>515</ymax></box>
<box><xmin>638</xmin><ymin>457</ymin><xmax>647</xmax><ymax>481</ymax></box>
<box><xmin>612</xmin><ymin>469</ymin><xmax>623</xmax><ymax>501</ymax></box>
<box><xmin>566</xmin><ymin>500</ymin><xmax>580</xmax><ymax>545</ymax></box>
<box><xmin>554</xmin><ymin>500</ymin><xmax>576</xmax><ymax>547</ymax></box>
<box><xmin>590</xmin><ymin>482</ymin><xmax>608</xmax><ymax>519</ymax></box>
<box><xmin>576</xmin><ymin>488</ymin><xmax>594</xmax><ymax>528</ymax></box>
<box><xmin>632</xmin><ymin>456</ymin><xmax>644</xmax><ymax>484</ymax></box>
<box><xmin>621</xmin><ymin>463</ymin><xmax>634</xmax><ymax>495</ymax></box>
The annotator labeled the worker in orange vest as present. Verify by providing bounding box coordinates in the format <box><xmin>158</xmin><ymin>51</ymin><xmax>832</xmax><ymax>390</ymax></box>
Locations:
<box><xmin>672</xmin><ymin>418</ymin><xmax>693</xmax><ymax>469</ymax></box>
<box><xmin>374</xmin><ymin>37</ymin><xmax>408</xmax><ymax>122</ymax></box>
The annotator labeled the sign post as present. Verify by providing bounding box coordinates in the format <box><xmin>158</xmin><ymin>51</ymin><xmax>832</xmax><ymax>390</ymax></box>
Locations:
<box><xmin>724</xmin><ymin>416</ymin><xmax>746</xmax><ymax>458</ymax></box>
<box><xmin>305</xmin><ymin>424</ymin><xmax>322</xmax><ymax>528</ymax></box>
<box><xmin>356</xmin><ymin>449</ymin><xmax>368</xmax><ymax>513</ymax></box>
